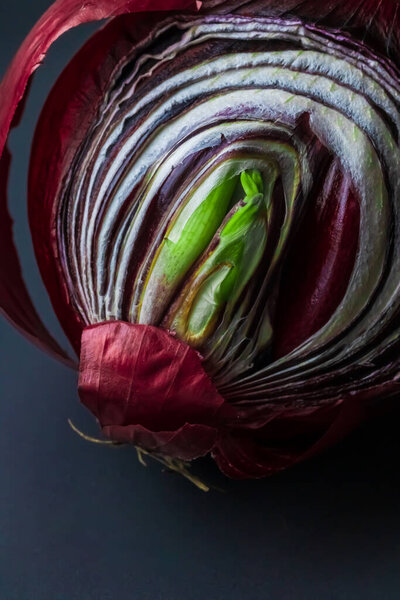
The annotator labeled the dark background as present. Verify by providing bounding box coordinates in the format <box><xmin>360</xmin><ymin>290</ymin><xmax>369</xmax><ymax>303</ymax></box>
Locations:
<box><xmin>1</xmin><ymin>2</ymin><xmax>400</xmax><ymax>598</ymax></box>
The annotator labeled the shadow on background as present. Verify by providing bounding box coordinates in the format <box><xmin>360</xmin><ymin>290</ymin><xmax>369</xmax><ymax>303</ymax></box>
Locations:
<box><xmin>1</xmin><ymin>320</ymin><xmax>399</xmax><ymax>600</ymax></box>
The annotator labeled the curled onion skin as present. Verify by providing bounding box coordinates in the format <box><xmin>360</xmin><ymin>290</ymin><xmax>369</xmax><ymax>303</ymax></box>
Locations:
<box><xmin>2</xmin><ymin>0</ymin><xmax>400</xmax><ymax>478</ymax></box>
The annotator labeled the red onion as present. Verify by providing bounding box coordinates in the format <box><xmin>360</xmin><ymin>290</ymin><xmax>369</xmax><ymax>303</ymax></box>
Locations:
<box><xmin>1</xmin><ymin>0</ymin><xmax>400</xmax><ymax>480</ymax></box>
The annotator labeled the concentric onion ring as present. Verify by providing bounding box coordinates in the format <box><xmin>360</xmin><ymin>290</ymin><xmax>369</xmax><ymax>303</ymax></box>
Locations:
<box><xmin>40</xmin><ymin>15</ymin><xmax>400</xmax><ymax>410</ymax></box>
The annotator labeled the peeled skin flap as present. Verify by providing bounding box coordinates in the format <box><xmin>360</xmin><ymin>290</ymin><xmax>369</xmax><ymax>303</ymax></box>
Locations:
<box><xmin>0</xmin><ymin>0</ymin><xmax>200</xmax><ymax>363</ymax></box>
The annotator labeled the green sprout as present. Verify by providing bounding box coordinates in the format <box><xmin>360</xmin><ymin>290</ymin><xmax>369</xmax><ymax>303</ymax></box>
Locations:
<box><xmin>168</xmin><ymin>167</ymin><xmax>277</xmax><ymax>345</ymax></box>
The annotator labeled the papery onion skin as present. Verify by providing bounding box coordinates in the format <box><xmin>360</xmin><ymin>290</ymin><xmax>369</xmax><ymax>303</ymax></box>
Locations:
<box><xmin>1</xmin><ymin>0</ymin><xmax>400</xmax><ymax>479</ymax></box>
<box><xmin>0</xmin><ymin>0</ymin><xmax>199</xmax><ymax>360</ymax></box>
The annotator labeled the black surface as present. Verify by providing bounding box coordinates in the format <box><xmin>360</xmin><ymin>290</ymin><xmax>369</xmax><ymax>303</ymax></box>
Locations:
<box><xmin>1</xmin><ymin>2</ymin><xmax>400</xmax><ymax>599</ymax></box>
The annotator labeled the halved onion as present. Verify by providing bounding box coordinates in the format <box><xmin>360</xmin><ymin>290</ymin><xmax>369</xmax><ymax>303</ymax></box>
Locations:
<box><xmin>1</xmin><ymin>0</ymin><xmax>400</xmax><ymax>478</ymax></box>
